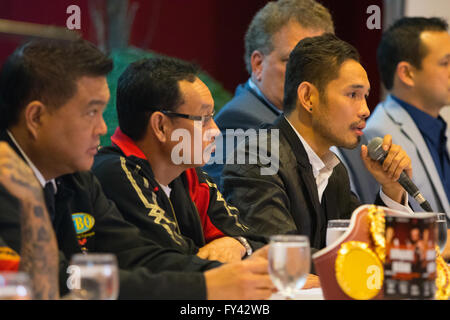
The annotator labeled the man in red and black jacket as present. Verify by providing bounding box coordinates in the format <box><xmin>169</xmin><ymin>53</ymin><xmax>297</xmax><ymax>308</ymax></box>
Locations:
<box><xmin>0</xmin><ymin>40</ymin><xmax>274</xmax><ymax>300</ymax></box>
<box><xmin>93</xmin><ymin>57</ymin><xmax>266</xmax><ymax>263</ymax></box>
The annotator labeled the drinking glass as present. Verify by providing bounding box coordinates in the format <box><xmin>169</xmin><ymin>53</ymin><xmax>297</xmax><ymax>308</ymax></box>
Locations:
<box><xmin>326</xmin><ymin>219</ymin><xmax>350</xmax><ymax>247</ymax></box>
<box><xmin>436</xmin><ymin>213</ymin><xmax>447</xmax><ymax>253</ymax></box>
<box><xmin>268</xmin><ymin>235</ymin><xmax>310</xmax><ymax>299</ymax></box>
<box><xmin>67</xmin><ymin>253</ymin><xmax>119</xmax><ymax>300</ymax></box>
<box><xmin>0</xmin><ymin>272</ymin><xmax>32</xmax><ymax>300</ymax></box>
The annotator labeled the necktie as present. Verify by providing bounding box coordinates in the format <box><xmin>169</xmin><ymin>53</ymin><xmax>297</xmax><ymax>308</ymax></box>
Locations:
<box><xmin>43</xmin><ymin>182</ymin><xmax>56</xmax><ymax>222</ymax></box>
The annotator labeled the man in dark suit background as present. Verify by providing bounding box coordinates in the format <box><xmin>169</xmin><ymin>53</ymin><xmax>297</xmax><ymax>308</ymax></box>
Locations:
<box><xmin>203</xmin><ymin>0</ymin><xmax>333</xmax><ymax>184</ymax></box>
<box><xmin>221</xmin><ymin>34</ymin><xmax>414</xmax><ymax>253</ymax></box>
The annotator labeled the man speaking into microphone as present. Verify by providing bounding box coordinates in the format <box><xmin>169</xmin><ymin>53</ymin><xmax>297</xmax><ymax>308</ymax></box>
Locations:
<box><xmin>221</xmin><ymin>34</ymin><xmax>414</xmax><ymax>254</ymax></box>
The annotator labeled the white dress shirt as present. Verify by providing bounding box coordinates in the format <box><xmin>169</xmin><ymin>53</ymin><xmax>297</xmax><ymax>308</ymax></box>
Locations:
<box><xmin>159</xmin><ymin>183</ymin><xmax>172</xmax><ymax>199</ymax></box>
<box><xmin>285</xmin><ymin>119</ymin><xmax>413</xmax><ymax>213</ymax></box>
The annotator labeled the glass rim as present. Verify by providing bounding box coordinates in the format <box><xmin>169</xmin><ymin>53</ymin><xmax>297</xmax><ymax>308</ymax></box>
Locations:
<box><xmin>0</xmin><ymin>271</ymin><xmax>30</xmax><ymax>282</ymax></box>
<box><xmin>269</xmin><ymin>234</ymin><xmax>309</xmax><ymax>244</ymax></box>
<box><xmin>436</xmin><ymin>213</ymin><xmax>447</xmax><ymax>221</ymax></box>
<box><xmin>327</xmin><ymin>219</ymin><xmax>351</xmax><ymax>227</ymax></box>
<box><xmin>70</xmin><ymin>253</ymin><xmax>117</xmax><ymax>263</ymax></box>
<box><xmin>0</xmin><ymin>272</ymin><xmax>31</xmax><ymax>291</ymax></box>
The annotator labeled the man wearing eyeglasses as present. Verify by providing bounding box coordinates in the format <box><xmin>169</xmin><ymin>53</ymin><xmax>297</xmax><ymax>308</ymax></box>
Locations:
<box><xmin>0</xmin><ymin>40</ymin><xmax>274</xmax><ymax>299</ymax></box>
<box><xmin>92</xmin><ymin>57</ymin><xmax>265</xmax><ymax>265</ymax></box>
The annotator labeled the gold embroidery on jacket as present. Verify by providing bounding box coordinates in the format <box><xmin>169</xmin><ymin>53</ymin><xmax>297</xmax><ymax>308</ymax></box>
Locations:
<box><xmin>204</xmin><ymin>177</ymin><xmax>249</xmax><ymax>231</ymax></box>
<box><xmin>120</xmin><ymin>157</ymin><xmax>183</xmax><ymax>245</ymax></box>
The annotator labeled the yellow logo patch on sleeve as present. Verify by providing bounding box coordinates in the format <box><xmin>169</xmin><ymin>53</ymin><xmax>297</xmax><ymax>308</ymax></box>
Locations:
<box><xmin>71</xmin><ymin>213</ymin><xmax>95</xmax><ymax>235</ymax></box>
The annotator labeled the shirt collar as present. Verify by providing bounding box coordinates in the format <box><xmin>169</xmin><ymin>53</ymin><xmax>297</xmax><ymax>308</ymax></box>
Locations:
<box><xmin>111</xmin><ymin>127</ymin><xmax>192</xmax><ymax>189</ymax></box>
<box><xmin>247</xmin><ymin>79</ymin><xmax>283</xmax><ymax>116</ymax></box>
<box><xmin>111</xmin><ymin>127</ymin><xmax>147</xmax><ymax>159</ymax></box>
<box><xmin>6</xmin><ymin>130</ymin><xmax>57</xmax><ymax>193</ymax></box>
<box><xmin>284</xmin><ymin>118</ymin><xmax>340</xmax><ymax>177</ymax></box>
<box><xmin>391</xmin><ymin>95</ymin><xmax>447</xmax><ymax>147</ymax></box>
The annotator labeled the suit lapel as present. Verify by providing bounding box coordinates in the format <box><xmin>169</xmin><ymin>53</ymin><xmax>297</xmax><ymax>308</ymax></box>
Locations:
<box><xmin>244</xmin><ymin>82</ymin><xmax>282</xmax><ymax>118</ymax></box>
<box><xmin>445</xmin><ymin>119</ymin><xmax>450</xmax><ymax>159</ymax></box>
<box><xmin>275</xmin><ymin>117</ymin><xmax>324</xmax><ymax>241</ymax></box>
<box><xmin>383</xmin><ymin>96</ymin><xmax>450</xmax><ymax>213</ymax></box>
<box><xmin>53</xmin><ymin>179</ymin><xmax>83</xmax><ymax>254</ymax></box>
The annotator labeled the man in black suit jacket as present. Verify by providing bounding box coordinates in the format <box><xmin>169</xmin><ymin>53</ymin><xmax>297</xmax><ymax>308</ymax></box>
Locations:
<box><xmin>0</xmin><ymin>39</ymin><xmax>274</xmax><ymax>300</ymax></box>
<box><xmin>204</xmin><ymin>0</ymin><xmax>334</xmax><ymax>184</ymax></box>
<box><xmin>222</xmin><ymin>34</ymin><xmax>414</xmax><ymax>253</ymax></box>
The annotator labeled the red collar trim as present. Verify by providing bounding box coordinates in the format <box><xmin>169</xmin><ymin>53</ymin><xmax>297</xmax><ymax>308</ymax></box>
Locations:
<box><xmin>111</xmin><ymin>127</ymin><xmax>147</xmax><ymax>160</ymax></box>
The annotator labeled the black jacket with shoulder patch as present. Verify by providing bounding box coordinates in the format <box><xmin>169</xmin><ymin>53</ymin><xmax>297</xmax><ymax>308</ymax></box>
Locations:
<box><xmin>0</xmin><ymin>130</ymin><xmax>220</xmax><ymax>299</ymax></box>
<box><xmin>92</xmin><ymin>129</ymin><xmax>266</xmax><ymax>256</ymax></box>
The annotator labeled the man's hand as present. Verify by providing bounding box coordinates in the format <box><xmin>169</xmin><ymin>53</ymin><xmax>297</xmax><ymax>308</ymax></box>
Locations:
<box><xmin>197</xmin><ymin>237</ymin><xmax>246</xmax><ymax>263</ymax></box>
<box><xmin>249</xmin><ymin>245</ymin><xmax>269</xmax><ymax>260</ymax></box>
<box><xmin>0</xmin><ymin>142</ymin><xmax>44</xmax><ymax>203</ymax></box>
<box><xmin>302</xmin><ymin>274</ymin><xmax>321</xmax><ymax>289</ymax></box>
<box><xmin>204</xmin><ymin>257</ymin><xmax>275</xmax><ymax>300</ymax></box>
<box><xmin>361</xmin><ymin>135</ymin><xmax>412</xmax><ymax>203</ymax></box>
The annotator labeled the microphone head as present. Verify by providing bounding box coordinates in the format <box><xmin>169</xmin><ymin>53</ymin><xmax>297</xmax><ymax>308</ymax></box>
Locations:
<box><xmin>367</xmin><ymin>137</ymin><xmax>386</xmax><ymax>161</ymax></box>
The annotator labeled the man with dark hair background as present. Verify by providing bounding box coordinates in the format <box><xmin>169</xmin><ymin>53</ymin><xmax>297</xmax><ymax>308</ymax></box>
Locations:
<box><xmin>360</xmin><ymin>17</ymin><xmax>449</xmax><ymax>215</ymax></box>
<box><xmin>221</xmin><ymin>34</ymin><xmax>414</xmax><ymax>254</ymax></box>
<box><xmin>92</xmin><ymin>57</ymin><xmax>266</xmax><ymax>263</ymax></box>
<box><xmin>204</xmin><ymin>0</ymin><xmax>334</xmax><ymax>185</ymax></box>
<box><xmin>0</xmin><ymin>38</ymin><xmax>274</xmax><ymax>299</ymax></box>
<box><xmin>346</xmin><ymin>16</ymin><xmax>450</xmax><ymax>259</ymax></box>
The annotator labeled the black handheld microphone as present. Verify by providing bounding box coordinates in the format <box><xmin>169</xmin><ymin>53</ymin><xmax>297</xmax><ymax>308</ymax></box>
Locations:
<box><xmin>367</xmin><ymin>137</ymin><xmax>434</xmax><ymax>212</ymax></box>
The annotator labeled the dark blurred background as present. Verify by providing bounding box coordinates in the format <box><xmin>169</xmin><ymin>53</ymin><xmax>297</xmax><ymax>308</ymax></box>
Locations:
<box><xmin>0</xmin><ymin>0</ymin><xmax>383</xmax><ymax>110</ymax></box>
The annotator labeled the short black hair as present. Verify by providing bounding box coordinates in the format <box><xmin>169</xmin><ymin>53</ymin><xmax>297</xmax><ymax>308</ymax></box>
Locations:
<box><xmin>377</xmin><ymin>17</ymin><xmax>448</xmax><ymax>90</ymax></box>
<box><xmin>283</xmin><ymin>33</ymin><xmax>360</xmax><ymax>114</ymax></box>
<box><xmin>116</xmin><ymin>57</ymin><xmax>200</xmax><ymax>141</ymax></box>
<box><xmin>0</xmin><ymin>38</ymin><xmax>113</xmax><ymax>129</ymax></box>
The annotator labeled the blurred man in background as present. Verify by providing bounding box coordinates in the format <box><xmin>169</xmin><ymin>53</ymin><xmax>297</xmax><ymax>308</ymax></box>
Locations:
<box><xmin>363</xmin><ymin>17</ymin><xmax>450</xmax><ymax>215</ymax></box>
<box><xmin>221</xmin><ymin>34</ymin><xmax>414</xmax><ymax>254</ymax></box>
<box><xmin>204</xmin><ymin>0</ymin><xmax>334</xmax><ymax>185</ymax></box>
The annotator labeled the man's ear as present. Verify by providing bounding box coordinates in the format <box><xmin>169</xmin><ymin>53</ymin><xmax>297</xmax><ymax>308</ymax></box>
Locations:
<box><xmin>395</xmin><ymin>61</ymin><xmax>416</xmax><ymax>87</ymax></box>
<box><xmin>149</xmin><ymin>112</ymin><xmax>169</xmax><ymax>143</ymax></box>
<box><xmin>23</xmin><ymin>101</ymin><xmax>46</xmax><ymax>139</ymax></box>
<box><xmin>297</xmin><ymin>82</ymin><xmax>319</xmax><ymax>114</ymax></box>
<box><xmin>250</xmin><ymin>50</ymin><xmax>264</xmax><ymax>82</ymax></box>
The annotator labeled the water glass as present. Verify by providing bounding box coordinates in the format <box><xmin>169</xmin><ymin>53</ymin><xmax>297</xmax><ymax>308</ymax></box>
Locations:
<box><xmin>268</xmin><ymin>235</ymin><xmax>310</xmax><ymax>299</ymax></box>
<box><xmin>0</xmin><ymin>272</ymin><xmax>32</xmax><ymax>300</ymax></box>
<box><xmin>326</xmin><ymin>219</ymin><xmax>350</xmax><ymax>247</ymax></box>
<box><xmin>436</xmin><ymin>213</ymin><xmax>447</xmax><ymax>253</ymax></box>
<box><xmin>67</xmin><ymin>253</ymin><xmax>119</xmax><ymax>300</ymax></box>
